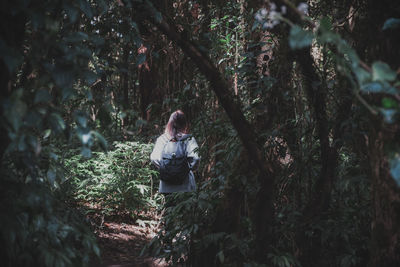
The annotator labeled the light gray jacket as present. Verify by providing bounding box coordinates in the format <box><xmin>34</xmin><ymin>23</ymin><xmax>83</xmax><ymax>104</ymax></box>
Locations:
<box><xmin>150</xmin><ymin>133</ymin><xmax>200</xmax><ymax>193</ymax></box>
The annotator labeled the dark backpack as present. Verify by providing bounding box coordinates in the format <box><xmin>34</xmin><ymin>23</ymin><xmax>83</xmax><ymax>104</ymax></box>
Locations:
<box><xmin>159</xmin><ymin>134</ymin><xmax>191</xmax><ymax>185</ymax></box>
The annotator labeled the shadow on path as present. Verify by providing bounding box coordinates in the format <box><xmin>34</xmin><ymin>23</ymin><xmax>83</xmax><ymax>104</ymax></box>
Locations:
<box><xmin>89</xmin><ymin>211</ymin><xmax>167</xmax><ymax>267</ymax></box>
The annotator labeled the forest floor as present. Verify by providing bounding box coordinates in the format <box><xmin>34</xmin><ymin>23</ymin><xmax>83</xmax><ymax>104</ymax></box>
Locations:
<box><xmin>88</xmin><ymin>209</ymin><xmax>167</xmax><ymax>267</ymax></box>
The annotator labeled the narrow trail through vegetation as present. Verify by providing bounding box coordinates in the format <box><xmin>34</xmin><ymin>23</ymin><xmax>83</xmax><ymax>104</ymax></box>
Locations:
<box><xmin>89</xmin><ymin>210</ymin><xmax>166</xmax><ymax>267</ymax></box>
<box><xmin>62</xmin><ymin>142</ymin><xmax>168</xmax><ymax>266</ymax></box>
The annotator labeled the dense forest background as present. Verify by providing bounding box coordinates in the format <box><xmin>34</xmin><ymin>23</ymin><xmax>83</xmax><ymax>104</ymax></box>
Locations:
<box><xmin>1</xmin><ymin>0</ymin><xmax>400</xmax><ymax>266</ymax></box>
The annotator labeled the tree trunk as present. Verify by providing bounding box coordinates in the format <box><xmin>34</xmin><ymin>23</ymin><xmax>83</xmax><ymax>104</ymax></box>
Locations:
<box><xmin>368</xmin><ymin>121</ymin><xmax>400</xmax><ymax>267</ymax></box>
<box><xmin>138</xmin><ymin>45</ymin><xmax>157</xmax><ymax>121</ymax></box>
<box><xmin>142</xmin><ymin>2</ymin><xmax>276</xmax><ymax>261</ymax></box>
<box><xmin>351</xmin><ymin>1</ymin><xmax>400</xmax><ymax>265</ymax></box>
<box><xmin>121</xmin><ymin>44</ymin><xmax>130</xmax><ymax>132</ymax></box>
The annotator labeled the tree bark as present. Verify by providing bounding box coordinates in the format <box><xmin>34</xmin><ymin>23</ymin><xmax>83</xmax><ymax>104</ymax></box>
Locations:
<box><xmin>141</xmin><ymin>2</ymin><xmax>276</xmax><ymax>260</ymax></box>
<box><xmin>352</xmin><ymin>1</ymin><xmax>400</xmax><ymax>265</ymax></box>
<box><xmin>121</xmin><ymin>44</ymin><xmax>130</xmax><ymax>132</ymax></box>
<box><xmin>368</xmin><ymin>121</ymin><xmax>400</xmax><ymax>267</ymax></box>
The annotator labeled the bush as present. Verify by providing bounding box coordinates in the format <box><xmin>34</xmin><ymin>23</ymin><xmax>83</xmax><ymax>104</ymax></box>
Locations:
<box><xmin>0</xmin><ymin>169</ymin><xmax>99</xmax><ymax>267</ymax></box>
<box><xmin>64</xmin><ymin>141</ymin><xmax>161</xmax><ymax>216</ymax></box>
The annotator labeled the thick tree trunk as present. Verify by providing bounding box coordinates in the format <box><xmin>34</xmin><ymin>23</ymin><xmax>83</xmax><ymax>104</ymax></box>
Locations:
<box><xmin>268</xmin><ymin>3</ymin><xmax>348</xmax><ymax>264</ymax></box>
<box><xmin>352</xmin><ymin>1</ymin><xmax>400</xmax><ymax>265</ymax></box>
<box><xmin>368</xmin><ymin>122</ymin><xmax>400</xmax><ymax>267</ymax></box>
<box><xmin>142</xmin><ymin>2</ymin><xmax>276</xmax><ymax>261</ymax></box>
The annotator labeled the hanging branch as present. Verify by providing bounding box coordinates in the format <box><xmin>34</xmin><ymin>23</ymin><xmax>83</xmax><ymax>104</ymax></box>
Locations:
<box><xmin>140</xmin><ymin>2</ymin><xmax>274</xmax><ymax>178</ymax></box>
<box><xmin>138</xmin><ymin>1</ymin><xmax>276</xmax><ymax>258</ymax></box>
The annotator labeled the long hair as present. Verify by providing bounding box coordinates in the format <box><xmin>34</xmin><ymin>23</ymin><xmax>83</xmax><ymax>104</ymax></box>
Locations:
<box><xmin>165</xmin><ymin>110</ymin><xmax>188</xmax><ymax>138</ymax></box>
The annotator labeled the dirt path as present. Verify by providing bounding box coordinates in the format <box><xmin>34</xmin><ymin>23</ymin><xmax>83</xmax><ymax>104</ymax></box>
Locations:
<box><xmin>89</xmin><ymin>211</ymin><xmax>167</xmax><ymax>267</ymax></box>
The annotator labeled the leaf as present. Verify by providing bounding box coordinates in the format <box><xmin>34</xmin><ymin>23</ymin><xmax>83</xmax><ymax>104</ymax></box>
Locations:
<box><xmin>92</xmin><ymin>243</ymin><xmax>101</xmax><ymax>257</ymax></box>
<box><xmin>390</xmin><ymin>154</ymin><xmax>400</xmax><ymax>186</ymax></box>
<box><xmin>85</xmin><ymin>89</ymin><xmax>93</xmax><ymax>101</ymax></box>
<box><xmin>131</xmin><ymin>21</ymin><xmax>139</xmax><ymax>32</ymax></box>
<box><xmin>319</xmin><ymin>17</ymin><xmax>332</xmax><ymax>33</ymax></box>
<box><xmin>154</xmin><ymin>11</ymin><xmax>162</xmax><ymax>23</ymax></box>
<box><xmin>26</xmin><ymin>134</ymin><xmax>41</xmax><ymax>155</ymax></box>
<box><xmin>372</xmin><ymin>61</ymin><xmax>397</xmax><ymax>82</ymax></box>
<box><xmin>63</xmin><ymin>4</ymin><xmax>79</xmax><ymax>23</ymax></box>
<box><xmin>74</xmin><ymin>112</ymin><xmax>88</xmax><ymax>128</ymax></box>
<box><xmin>91</xmin><ymin>36</ymin><xmax>105</xmax><ymax>47</ymax></box>
<box><xmin>383</xmin><ymin>18</ymin><xmax>400</xmax><ymax>30</ymax></box>
<box><xmin>92</xmin><ymin>131</ymin><xmax>108</xmax><ymax>151</ymax></box>
<box><xmin>380</xmin><ymin>108</ymin><xmax>397</xmax><ymax>124</ymax></box>
<box><xmin>17</xmin><ymin>134</ymin><xmax>27</xmax><ymax>151</ymax></box>
<box><xmin>360</xmin><ymin>82</ymin><xmax>398</xmax><ymax>94</ymax></box>
<box><xmin>49</xmin><ymin>113</ymin><xmax>66</xmax><ymax>133</ymax></box>
<box><xmin>318</xmin><ymin>31</ymin><xmax>340</xmax><ymax>44</ymax></box>
<box><xmin>0</xmin><ymin>39</ymin><xmax>23</xmax><ymax>73</ymax></box>
<box><xmin>338</xmin><ymin>40</ymin><xmax>359</xmax><ymax>65</ymax></box>
<box><xmin>217</xmin><ymin>251</ymin><xmax>224</xmax><ymax>263</ymax></box>
<box><xmin>52</xmin><ymin>67</ymin><xmax>74</xmax><ymax>89</ymax></box>
<box><xmin>382</xmin><ymin>97</ymin><xmax>398</xmax><ymax>109</ymax></box>
<box><xmin>34</xmin><ymin>89</ymin><xmax>52</xmax><ymax>104</ymax></box>
<box><xmin>47</xmin><ymin>169</ymin><xmax>56</xmax><ymax>185</ymax></box>
<box><xmin>289</xmin><ymin>25</ymin><xmax>313</xmax><ymax>49</ymax></box>
<box><xmin>49</xmin><ymin>152</ymin><xmax>58</xmax><ymax>160</ymax></box>
<box><xmin>97</xmin><ymin>0</ymin><xmax>109</xmax><ymax>15</ymax></box>
<box><xmin>79</xmin><ymin>0</ymin><xmax>93</xmax><ymax>18</ymax></box>
<box><xmin>64</xmin><ymin>32</ymin><xmax>89</xmax><ymax>43</ymax></box>
<box><xmin>62</xmin><ymin>87</ymin><xmax>75</xmax><ymax>101</ymax></box>
<box><xmin>3</xmin><ymin>89</ymin><xmax>27</xmax><ymax>132</ymax></box>
<box><xmin>31</xmin><ymin>12</ymin><xmax>45</xmax><ymax>30</ymax></box>
<box><xmin>25</xmin><ymin>111</ymin><xmax>43</xmax><ymax>128</ymax></box>
<box><xmin>218</xmin><ymin>58</ymin><xmax>227</xmax><ymax>65</ymax></box>
<box><xmin>353</xmin><ymin>66</ymin><xmax>371</xmax><ymax>85</ymax></box>
<box><xmin>251</xmin><ymin>21</ymin><xmax>260</xmax><ymax>31</ymax></box>
<box><xmin>43</xmin><ymin>129</ymin><xmax>52</xmax><ymax>139</ymax></box>
<box><xmin>84</xmin><ymin>71</ymin><xmax>98</xmax><ymax>85</ymax></box>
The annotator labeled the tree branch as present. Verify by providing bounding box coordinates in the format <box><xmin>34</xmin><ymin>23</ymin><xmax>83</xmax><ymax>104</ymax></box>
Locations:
<box><xmin>142</xmin><ymin>2</ymin><xmax>274</xmax><ymax>178</ymax></box>
<box><xmin>141</xmin><ymin>1</ymin><xmax>276</xmax><ymax>259</ymax></box>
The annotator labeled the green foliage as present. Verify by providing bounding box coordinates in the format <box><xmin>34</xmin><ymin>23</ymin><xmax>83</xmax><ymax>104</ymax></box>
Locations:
<box><xmin>145</xmin><ymin>190</ymin><xmax>231</xmax><ymax>265</ymax></box>
<box><xmin>360</xmin><ymin>82</ymin><xmax>397</xmax><ymax>94</ymax></box>
<box><xmin>0</xmin><ymin>165</ymin><xmax>99</xmax><ymax>267</ymax></box>
<box><xmin>289</xmin><ymin>25</ymin><xmax>314</xmax><ymax>50</ymax></box>
<box><xmin>64</xmin><ymin>141</ymin><xmax>160</xmax><ymax>215</ymax></box>
<box><xmin>389</xmin><ymin>153</ymin><xmax>400</xmax><ymax>186</ymax></box>
<box><xmin>382</xmin><ymin>18</ymin><xmax>400</xmax><ymax>30</ymax></box>
<box><xmin>372</xmin><ymin>62</ymin><xmax>398</xmax><ymax>82</ymax></box>
<box><xmin>268</xmin><ymin>249</ymin><xmax>298</xmax><ymax>267</ymax></box>
<box><xmin>0</xmin><ymin>1</ymin><xmax>132</xmax><ymax>266</ymax></box>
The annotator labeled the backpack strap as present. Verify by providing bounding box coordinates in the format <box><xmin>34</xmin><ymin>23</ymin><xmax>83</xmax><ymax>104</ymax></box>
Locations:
<box><xmin>176</xmin><ymin>134</ymin><xmax>192</xmax><ymax>142</ymax></box>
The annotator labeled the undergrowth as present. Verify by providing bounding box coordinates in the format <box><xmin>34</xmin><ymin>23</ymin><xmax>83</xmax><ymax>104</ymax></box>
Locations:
<box><xmin>63</xmin><ymin>141</ymin><xmax>162</xmax><ymax>218</ymax></box>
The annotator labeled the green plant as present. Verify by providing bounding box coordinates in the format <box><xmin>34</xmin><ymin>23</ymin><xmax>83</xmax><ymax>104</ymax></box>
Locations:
<box><xmin>0</xmin><ymin>162</ymin><xmax>99</xmax><ymax>267</ymax></box>
<box><xmin>64</xmin><ymin>141</ymin><xmax>161</xmax><ymax>216</ymax></box>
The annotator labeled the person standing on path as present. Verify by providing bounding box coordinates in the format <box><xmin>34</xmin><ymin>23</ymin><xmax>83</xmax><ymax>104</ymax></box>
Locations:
<box><xmin>150</xmin><ymin>110</ymin><xmax>200</xmax><ymax>194</ymax></box>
